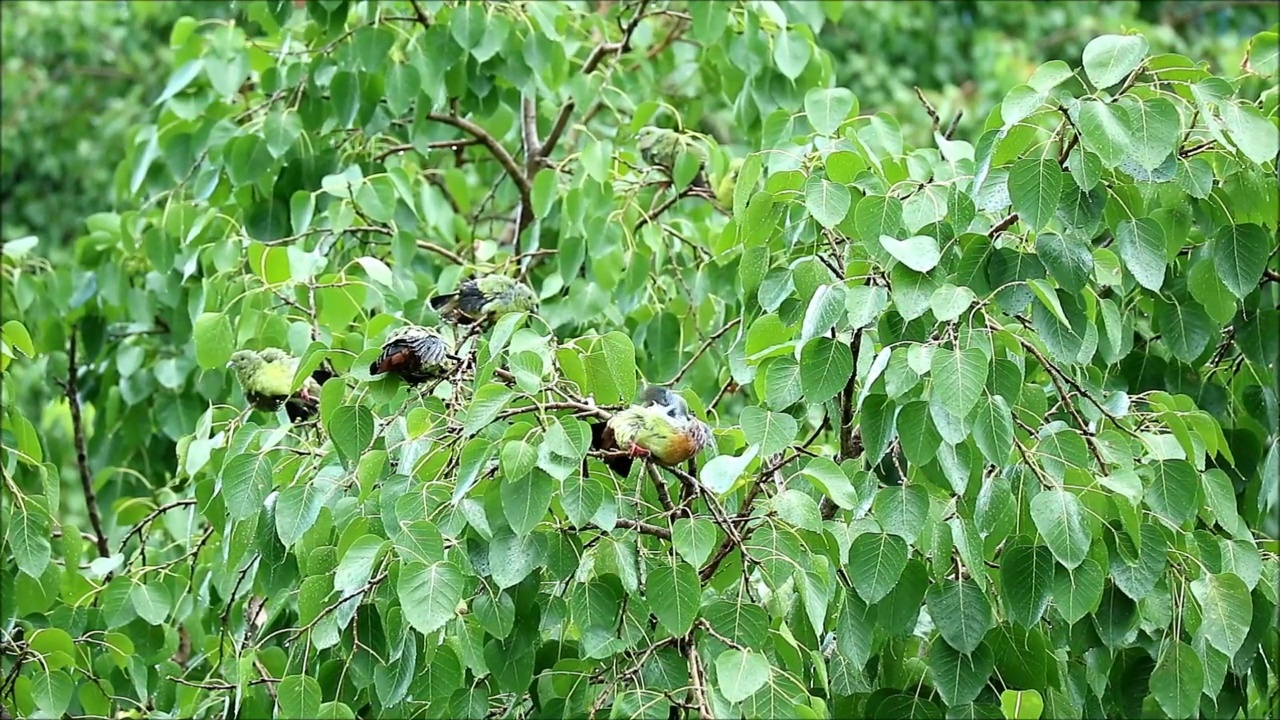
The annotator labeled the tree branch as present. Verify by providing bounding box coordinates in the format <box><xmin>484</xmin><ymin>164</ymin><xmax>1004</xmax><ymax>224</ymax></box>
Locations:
<box><xmin>611</xmin><ymin>517</ymin><xmax>672</xmax><ymax>540</ymax></box>
<box><xmin>118</xmin><ymin>499</ymin><xmax>198</xmax><ymax>554</ymax></box>
<box><xmin>425</xmin><ymin>112</ymin><xmax>532</xmax><ymax>209</ymax></box>
<box><xmin>64</xmin><ymin>329</ymin><xmax>110</xmax><ymax>559</ymax></box>
<box><xmin>660</xmin><ymin>317</ymin><xmax>742</xmax><ymax>386</ymax></box>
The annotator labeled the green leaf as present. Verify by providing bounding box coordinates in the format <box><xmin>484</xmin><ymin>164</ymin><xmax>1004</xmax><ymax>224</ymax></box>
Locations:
<box><xmin>848</xmin><ymin>532</ymin><xmax>908</xmax><ymax>604</ymax></box>
<box><xmin>1000</xmin><ymin>689</ymin><xmax>1045</xmax><ymax>720</ymax></box>
<box><xmin>931</xmin><ymin>346</ymin><xmax>987</xmax><ymax>420</ymax></box>
<box><xmin>799</xmin><ymin>337</ymin><xmax>853</xmax><ymax>405</ymax></box>
<box><xmin>1000</xmin><ymin>543</ymin><xmax>1055</xmax><ymax>627</ymax></box>
<box><xmin>1115</xmin><ymin>217</ymin><xmax>1167</xmax><ymax>291</ymax></box>
<box><xmin>1008</xmin><ymin>159</ymin><xmax>1063</xmax><ymax>232</ymax></box>
<box><xmin>1125</xmin><ymin>97</ymin><xmax>1180</xmax><ymax>170</ymax></box>
<box><xmin>715</xmin><ymin>649</ymin><xmax>771</xmax><ymax>703</ymax></box>
<box><xmin>1082</xmin><ymin>34</ymin><xmax>1148</xmax><ymax>90</ymax></box>
<box><xmin>1075</xmin><ymin>100</ymin><xmax>1132</xmax><ymax>167</ymax></box>
<box><xmin>463</xmin><ymin>384</ymin><xmax>515</xmax><ymax>436</ymax></box>
<box><xmin>488</xmin><ymin>531</ymin><xmax>541</xmax><ymax>589</ymax></box>
<box><xmin>880</xmin><ymin>234</ymin><xmax>941</xmax><ymax>273</ymax></box>
<box><xmin>1052</xmin><ymin>556</ymin><xmax>1105</xmax><ymax>624</ymax></box>
<box><xmin>1030</xmin><ymin>489</ymin><xmax>1091</xmax><ymax>569</ymax></box>
<box><xmin>31</xmin><ymin>668</ymin><xmax>73</xmax><ymax>717</ymax></box>
<box><xmin>327</xmin><ymin>405</ymin><xmax>375</xmax><ymax>467</ymax></box>
<box><xmin>1156</xmin><ymin>299</ymin><xmax>1213</xmax><ymax>364</ymax></box>
<box><xmin>194</xmin><ymin>312</ymin><xmax>235</xmax><ymax>370</ymax></box>
<box><xmin>1190</xmin><ymin>572</ymin><xmax>1252</xmax><ymax>658</ymax></box>
<box><xmin>1145</xmin><ymin>460</ymin><xmax>1198</xmax><ymax>526</ymax></box>
<box><xmin>804</xmin><ymin>174</ymin><xmax>851</xmax><ymax>229</ymax></box>
<box><xmin>672</xmin><ymin>518</ymin><xmax>717</xmax><ymax>567</ymax></box>
<box><xmin>972</xmin><ymin>394</ymin><xmax>1014</xmax><ymax>465</ymax></box>
<box><xmin>1212</xmin><ymin>223</ymin><xmax>1270</xmax><ymax>300</ymax></box>
<box><xmin>600</xmin><ymin>331</ymin><xmax>638</xmax><ymax>405</ymax></box>
<box><xmin>804</xmin><ymin>87</ymin><xmax>857</xmax><ymax>135</ymax></box>
<box><xmin>275</xmin><ymin>472</ymin><xmax>340</xmax><ymax>547</ymax></box>
<box><xmin>928</xmin><ymin>639</ymin><xmax>995</xmax><ymax>707</ymax></box>
<box><xmin>130</xmin><ymin>581</ymin><xmax>172</xmax><ymax>624</ymax></box>
<box><xmin>873</xmin><ymin>484</ymin><xmax>930</xmax><ymax>544</ymax></box>
<box><xmin>773</xmin><ymin>29</ymin><xmax>810</xmax><ymax>80</ymax></box>
<box><xmin>700</xmin><ymin>446</ymin><xmax>759</xmax><ymax>495</ymax></box>
<box><xmin>647</xmin><ymin>562</ymin><xmax>700</xmax><ymax>636</ymax></box>
<box><xmin>1219</xmin><ymin>101</ymin><xmax>1280</xmax><ymax>165</ymax></box>
<box><xmin>799</xmin><ymin>457</ymin><xmax>860</xmax><ymax>510</ymax></box>
<box><xmin>925</xmin><ymin>578</ymin><xmax>994</xmax><ymax>654</ymax></box>
<box><xmin>801</xmin><ymin>284</ymin><xmax>847</xmax><ymax>342</ymax></box>
<box><xmin>501</xmin><ymin>469</ymin><xmax>554</xmax><ymax>536</ymax></box>
<box><xmin>1150</xmin><ymin>639</ymin><xmax>1203</xmax><ymax>720</ymax></box>
<box><xmin>277</xmin><ymin>675</ymin><xmax>323</xmax><ymax>719</ymax></box>
<box><xmin>740</xmin><ymin>406</ymin><xmax>798</xmax><ymax>458</ymax></box>
<box><xmin>930</xmin><ymin>284</ymin><xmax>976</xmax><ymax>323</ymax></box>
<box><xmin>399</xmin><ymin>561</ymin><xmax>465</xmax><ymax>636</ymax></box>
<box><xmin>1035</xmin><ymin>233</ymin><xmax>1093</xmax><ymax>295</ymax></box>
<box><xmin>222</xmin><ymin>453</ymin><xmax>273</xmax><ymax>521</ymax></box>
<box><xmin>450</xmin><ymin>2</ymin><xmax>486</xmax><ymax>50</ymax></box>
<box><xmin>7</xmin><ymin>499</ymin><xmax>51</xmax><ymax>577</ymax></box>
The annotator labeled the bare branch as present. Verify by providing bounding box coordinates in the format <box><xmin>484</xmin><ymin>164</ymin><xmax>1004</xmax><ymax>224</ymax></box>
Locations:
<box><xmin>64</xmin><ymin>328</ymin><xmax>110</xmax><ymax>559</ymax></box>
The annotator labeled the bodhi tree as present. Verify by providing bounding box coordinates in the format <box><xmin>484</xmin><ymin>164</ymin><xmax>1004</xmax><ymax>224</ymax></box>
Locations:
<box><xmin>2</xmin><ymin>2</ymin><xmax>1279</xmax><ymax>719</ymax></box>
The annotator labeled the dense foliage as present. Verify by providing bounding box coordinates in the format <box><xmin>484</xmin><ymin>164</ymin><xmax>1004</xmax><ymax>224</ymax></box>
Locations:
<box><xmin>0</xmin><ymin>1</ymin><xmax>234</xmax><ymax>248</ymax></box>
<box><xmin>2</xmin><ymin>2</ymin><xmax>1278</xmax><ymax>719</ymax></box>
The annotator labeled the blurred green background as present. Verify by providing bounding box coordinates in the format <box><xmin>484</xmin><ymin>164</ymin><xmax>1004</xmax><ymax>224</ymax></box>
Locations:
<box><xmin>2</xmin><ymin>0</ymin><xmax>1275</xmax><ymax>251</ymax></box>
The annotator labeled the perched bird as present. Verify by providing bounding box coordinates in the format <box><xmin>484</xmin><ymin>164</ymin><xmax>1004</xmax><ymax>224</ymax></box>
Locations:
<box><xmin>712</xmin><ymin>156</ymin><xmax>745</xmax><ymax>210</ymax></box>
<box><xmin>590</xmin><ymin>385</ymin><xmax>713</xmax><ymax>477</ymax></box>
<box><xmin>228</xmin><ymin>348</ymin><xmax>323</xmax><ymax>421</ymax></box>
<box><xmin>635</xmin><ymin>126</ymin><xmax>710</xmax><ymax>190</ymax></box>
<box><xmin>429</xmin><ymin>274</ymin><xmax>538</xmax><ymax>326</ymax></box>
<box><xmin>368</xmin><ymin>325</ymin><xmax>456</xmax><ymax>384</ymax></box>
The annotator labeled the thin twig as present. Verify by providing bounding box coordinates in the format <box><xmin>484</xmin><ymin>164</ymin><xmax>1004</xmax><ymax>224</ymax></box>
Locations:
<box><xmin>416</xmin><ymin>240</ymin><xmax>466</xmax><ymax>265</ymax></box>
<box><xmin>914</xmin><ymin>86</ymin><xmax>941</xmax><ymax>132</ymax></box>
<box><xmin>65</xmin><ymin>329</ymin><xmax>110</xmax><ymax>559</ymax></box>
<box><xmin>118</xmin><ymin>499</ymin><xmax>198</xmax><ymax>554</ymax></box>
<box><xmin>661</xmin><ymin>317</ymin><xmax>742</xmax><ymax>386</ymax></box>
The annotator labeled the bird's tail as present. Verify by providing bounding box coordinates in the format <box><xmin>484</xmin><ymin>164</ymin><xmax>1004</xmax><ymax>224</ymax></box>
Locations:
<box><xmin>285</xmin><ymin>394</ymin><xmax>319</xmax><ymax>423</ymax></box>
<box><xmin>429</xmin><ymin>294</ymin><xmax>456</xmax><ymax>311</ymax></box>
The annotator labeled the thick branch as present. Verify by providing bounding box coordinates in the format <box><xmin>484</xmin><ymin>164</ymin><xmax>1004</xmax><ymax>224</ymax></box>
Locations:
<box><xmin>65</xmin><ymin>329</ymin><xmax>110</xmax><ymax>559</ymax></box>
<box><xmin>611</xmin><ymin>517</ymin><xmax>672</xmax><ymax>540</ymax></box>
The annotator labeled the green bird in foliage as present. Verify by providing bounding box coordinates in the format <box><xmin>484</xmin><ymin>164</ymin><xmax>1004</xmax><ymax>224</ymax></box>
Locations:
<box><xmin>590</xmin><ymin>385</ymin><xmax>713</xmax><ymax>477</ymax></box>
<box><xmin>429</xmin><ymin>274</ymin><xmax>537</xmax><ymax>326</ymax></box>
<box><xmin>368</xmin><ymin>325</ymin><xmax>456</xmax><ymax>384</ymax></box>
<box><xmin>635</xmin><ymin>126</ymin><xmax>709</xmax><ymax>189</ymax></box>
<box><xmin>228</xmin><ymin>348</ymin><xmax>322</xmax><ymax>422</ymax></box>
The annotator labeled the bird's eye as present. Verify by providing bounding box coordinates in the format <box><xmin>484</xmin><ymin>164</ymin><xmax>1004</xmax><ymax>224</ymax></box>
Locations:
<box><xmin>666</xmin><ymin>406</ymin><xmax>678</xmax><ymax>418</ymax></box>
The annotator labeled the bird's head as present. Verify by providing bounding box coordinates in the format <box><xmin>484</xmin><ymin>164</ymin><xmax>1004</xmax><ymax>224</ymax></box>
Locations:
<box><xmin>258</xmin><ymin>347</ymin><xmax>292</xmax><ymax>364</ymax></box>
<box><xmin>635</xmin><ymin>126</ymin><xmax>667</xmax><ymax>150</ymax></box>
<box><xmin>510</xmin><ymin>280</ymin><xmax>538</xmax><ymax>309</ymax></box>
<box><xmin>228</xmin><ymin>350</ymin><xmax>264</xmax><ymax>379</ymax></box>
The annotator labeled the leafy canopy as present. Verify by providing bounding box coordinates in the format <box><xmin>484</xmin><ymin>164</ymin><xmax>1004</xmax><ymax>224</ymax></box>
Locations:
<box><xmin>2</xmin><ymin>3</ymin><xmax>1278</xmax><ymax>720</ymax></box>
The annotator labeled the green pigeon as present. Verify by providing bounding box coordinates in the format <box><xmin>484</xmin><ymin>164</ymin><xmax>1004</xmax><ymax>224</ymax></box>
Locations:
<box><xmin>368</xmin><ymin>325</ymin><xmax>456</xmax><ymax>384</ymax></box>
<box><xmin>429</xmin><ymin>274</ymin><xmax>537</xmax><ymax>326</ymax></box>
<box><xmin>635</xmin><ymin>126</ymin><xmax>709</xmax><ymax>189</ymax></box>
<box><xmin>590</xmin><ymin>385</ymin><xmax>713</xmax><ymax>477</ymax></box>
<box><xmin>228</xmin><ymin>348</ymin><xmax>322</xmax><ymax>421</ymax></box>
